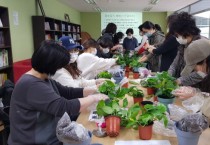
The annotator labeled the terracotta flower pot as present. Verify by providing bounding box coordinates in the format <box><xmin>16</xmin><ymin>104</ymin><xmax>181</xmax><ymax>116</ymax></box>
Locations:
<box><xmin>133</xmin><ymin>72</ymin><xmax>139</xmax><ymax>79</ymax></box>
<box><xmin>147</xmin><ymin>87</ymin><xmax>155</xmax><ymax>95</ymax></box>
<box><xmin>125</xmin><ymin>71</ymin><xmax>129</xmax><ymax>78</ymax></box>
<box><xmin>122</xmin><ymin>82</ymin><xmax>128</xmax><ymax>88</ymax></box>
<box><xmin>125</xmin><ymin>66</ymin><xmax>130</xmax><ymax>72</ymax></box>
<box><xmin>138</xmin><ymin>123</ymin><xmax>153</xmax><ymax>140</ymax></box>
<box><xmin>133</xmin><ymin>97</ymin><xmax>143</xmax><ymax>105</ymax></box>
<box><xmin>105</xmin><ymin>116</ymin><xmax>121</xmax><ymax>137</ymax></box>
<box><xmin>153</xmin><ymin>96</ymin><xmax>158</xmax><ymax>102</ymax></box>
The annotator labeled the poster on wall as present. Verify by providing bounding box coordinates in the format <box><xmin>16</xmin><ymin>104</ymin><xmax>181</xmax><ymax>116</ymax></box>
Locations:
<box><xmin>101</xmin><ymin>12</ymin><xmax>142</xmax><ymax>43</ymax></box>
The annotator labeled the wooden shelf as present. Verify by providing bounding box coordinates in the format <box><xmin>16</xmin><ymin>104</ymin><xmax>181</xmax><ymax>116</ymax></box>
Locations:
<box><xmin>0</xmin><ymin>65</ymin><xmax>12</xmax><ymax>71</ymax></box>
<box><xmin>0</xmin><ymin>27</ymin><xmax>9</xmax><ymax>29</ymax></box>
<box><xmin>0</xmin><ymin>45</ymin><xmax>11</xmax><ymax>49</ymax></box>
<box><xmin>0</xmin><ymin>6</ymin><xmax>13</xmax><ymax>82</ymax></box>
<box><xmin>32</xmin><ymin>16</ymin><xmax>81</xmax><ymax>50</ymax></box>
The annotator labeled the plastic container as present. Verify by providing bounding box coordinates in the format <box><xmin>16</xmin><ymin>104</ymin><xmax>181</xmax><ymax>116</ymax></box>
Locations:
<box><xmin>174</xmin><ymin>122</ymin><xmax>201</xmax><ymax>145</ymax></box>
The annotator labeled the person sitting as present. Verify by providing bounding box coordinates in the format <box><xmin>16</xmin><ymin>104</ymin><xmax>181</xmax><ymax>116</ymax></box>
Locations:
<box><xmin>77</xmin><ymin>39</ymin><xmax>117</xmax><ymax>80</ymax></box>
<box><xmin>53</xmin><ymin>36</ymin><xmax>105</xmax><ymax>88</ymax></box>
<box><xmin>8</xmin><ymin>40</ymin><xmax>108</xmax><ymax>145</ymax></box>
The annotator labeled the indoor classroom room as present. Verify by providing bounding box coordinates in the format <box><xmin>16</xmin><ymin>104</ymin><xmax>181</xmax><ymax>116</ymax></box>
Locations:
<box><xmin>1</xmin><ymin>0</ymin><xmax>210</xmax><ymax>145</ymax></box>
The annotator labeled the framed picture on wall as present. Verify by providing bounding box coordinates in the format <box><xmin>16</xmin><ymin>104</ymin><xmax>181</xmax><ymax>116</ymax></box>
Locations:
<box><xmin>64</xmin><ymin>14</ymin><xmax>70</xmax><ymax>23</ymax></box>
<box><xmin>0</xmin><ymin>18</ymin><xmax>3</xmax><ymax>27</ymax></box>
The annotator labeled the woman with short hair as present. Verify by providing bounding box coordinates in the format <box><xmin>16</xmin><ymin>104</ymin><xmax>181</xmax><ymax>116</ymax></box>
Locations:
<box><xmin>8</xmin><ymin>40</ymin><xmax>108</xmax><ymax>145</ymax></box>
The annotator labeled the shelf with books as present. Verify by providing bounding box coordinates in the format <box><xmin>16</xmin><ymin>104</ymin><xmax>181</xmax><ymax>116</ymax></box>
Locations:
<box><xmin>0</xmin><ymin>6</ymin><xmax>13</xmax><ymax>82</ymax></box>
<box><xmin>32</xmin><ymin>16</ymin><xmax>81</xmax><ymax>50</ymax></box>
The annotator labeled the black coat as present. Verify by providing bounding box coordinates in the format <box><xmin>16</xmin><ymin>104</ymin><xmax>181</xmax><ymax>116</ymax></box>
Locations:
<box><xmin>153</xmin><ymin>35</ymin><xmax>179</xmax><ymax>71</ymax></box>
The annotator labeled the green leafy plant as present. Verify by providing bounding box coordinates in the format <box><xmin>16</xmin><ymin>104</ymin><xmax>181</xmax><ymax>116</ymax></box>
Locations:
<box><xmin>126</xmin><ymin>103</ymin><xmax>168</xmax><ymax>128</ymax></box>
<box><xmin>128</xmin><ymin>86</ymin><xmax>144</xmax><ymax>98</ymax></box>
<box><xmin>129</xmin><ymin>58</ymin><xmax>142</xmax><ymax>68</ymax></box>
<box><xmin>97</xmin><ymin>80</ymin><xmax>130</xmax><ymax>118</ymax></box>
<box><xmin>140</xmin><ymin>77</ymin><xmax>158</xmax><ymax>88</ymax></box>
<box><xmin>116</xmin><ymin>54</ymin><xmax>126</xmax><ymax>66</ymax></box>
<box><xmin>97</xmin><ymin>71</ymin><xmax>112</xmax><ymax>79</ymax></box>
<box><xmin>155</xmin><ymin>72</ymin><xmax>178</xmax><ymax>98</ymax></box>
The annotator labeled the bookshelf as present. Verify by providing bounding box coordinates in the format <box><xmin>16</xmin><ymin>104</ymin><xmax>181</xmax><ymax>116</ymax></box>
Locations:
<box><xmin>0</xmin><ymin>6</ymin><xmax>13</xmax><ymax>84</ymax></box>
<box><xmin>32</xmin><ymin>16</ymin><xmax>81</xmax><ymax>50</ymax></box>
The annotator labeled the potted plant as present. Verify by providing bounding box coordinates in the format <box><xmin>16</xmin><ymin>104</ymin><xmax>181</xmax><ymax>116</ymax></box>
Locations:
<box><xmin>97</xmin><ymin>80</ymin><xmax>129</xmax><ymax>137</ymax></box>
<box><xmin>129</xmin><ymin>58</ymin><xmax>142</xmax><ymax>79</ymax></box>
<box><xmin>140</xmin><ymin>77</ymin><xmax>158</xmax><ymax>95</ymax></box>
<box><xmin>126</xmin><ymin>103</ymin><xmax>168</xmax><ymax>140</ymax></box>
<box><xmin>155</xmin><ymin>72</ymin><xmax>177</xmax><ymax>110</ymax></box>
<box><xmin>128</xmin><ymin>86</ymin><xmax>144</xmax><ymax>105</ymax></box>
<box><xmin>116</xmin><ymin>54</ymin><xmax>126</xmax><ymax>69</ymax></box>
<box><xmin>97</xmin><ymin>71</ymin><xmax>112</xmax><ymax>79</ymax></box>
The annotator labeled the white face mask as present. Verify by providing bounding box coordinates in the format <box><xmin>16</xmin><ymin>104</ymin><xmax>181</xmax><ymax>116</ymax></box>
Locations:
<box><xmin>69</xmin><ymin>52</ymin><xmax>78</xmax><ymax>63</ymax></box>
<box><xmin>91</xmin><ymin>48</ymin><xmax>97</xmax><ymax>55</ymax></box>
<box><xmin>127</xmin><ymin>35</ymin><xmax>133</xmax><ymax>39</ymax></box>
<box><xmin>176</xmin><ymin>36</ymin><xmax>188</xmax><ymax>45</ymax></box>
<box><xmin>102</xmin><ymin>48</ymin><xmax>109</xmax><ymax>54</ymax></box>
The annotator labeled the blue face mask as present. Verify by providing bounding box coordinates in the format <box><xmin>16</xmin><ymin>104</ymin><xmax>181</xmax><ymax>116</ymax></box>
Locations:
<box><xmin>145</xmin><ymin>32</ymin><xmax>152</xmax><ymax>37</ymax></box>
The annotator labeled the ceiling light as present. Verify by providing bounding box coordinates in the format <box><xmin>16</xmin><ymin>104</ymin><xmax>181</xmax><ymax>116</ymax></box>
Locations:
<box><xmin>150</xmin><ymin>0</ymin><xmax>159</xmax><ymax>5</ymax></box>
<box><xmin>94</xmin><ymin>7</ymin><xmax>102</xmax><ymax>12</ymax></box>
<box><xmin>84</xmin><ymin>0</ymin><xmax>96</xmax><ymax>5</ymax></box>
<box><xmin>143</xmin><ymin>6</ymin><xmax>153</xmax><ymax>11</ymax></box>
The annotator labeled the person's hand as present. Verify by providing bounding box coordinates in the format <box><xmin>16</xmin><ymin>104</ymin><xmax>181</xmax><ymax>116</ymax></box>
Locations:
<box><xmin>172</xmin><ymin>86</ymin><xmax>197</xmax><ymax>99</ymax></box>
<box><xmin>83</xmin><ymin>87</ymin><xmax>97</xmax><ymax>97</ymax></box>
<box><xmin>139</xmin><ymin>55</ymin><xmax>148</xmax><ymax>63</ymax></box>
<box><xmin>96</xmin><ymin>79</ymin><xmax>108</xmax><ymax>85</ymax></box>
<box><xmin>90</xmin><ymin>94</ymin><xmax>109</xmax><ymax>103</ymax></box>
<box><xmin>148</xmin><ymin>48</ymin><xmax>154</xmax><ymax>53</ymax></box>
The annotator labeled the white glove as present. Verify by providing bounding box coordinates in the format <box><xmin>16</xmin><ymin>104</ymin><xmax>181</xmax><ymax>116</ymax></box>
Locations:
<box><xmin>172</xmin><ymin>86</ymin><xmax>197</xmax><ymax>99</ymax></box>
<box><xmin>90</xmin><ymin>93</ymin><xmax>109</xmax><ymax>103</ymax></box>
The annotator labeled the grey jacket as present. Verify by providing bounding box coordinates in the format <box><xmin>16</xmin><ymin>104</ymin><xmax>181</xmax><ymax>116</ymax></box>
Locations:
<box><xmin>168</xmin><ymin>35</ymin><xmax>206</xmax><ymax>86</ymax></box>
<box><xmin>145</xmin><ymin>31</ymin><xmax>165</xmax><ymax>72</ymax></box>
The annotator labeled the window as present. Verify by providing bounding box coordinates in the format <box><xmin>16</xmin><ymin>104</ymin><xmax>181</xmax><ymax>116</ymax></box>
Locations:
<box><xmin>194</xmin><ymin>11</ymin><xmax>210</xmax><ymax>38</ymax></box>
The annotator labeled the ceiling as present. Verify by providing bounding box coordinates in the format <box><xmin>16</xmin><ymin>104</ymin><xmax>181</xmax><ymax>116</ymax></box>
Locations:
<box><xmin>58</xmin><ymin>0</ymin><xmax>199</xmax><ymax>12</ymax></box>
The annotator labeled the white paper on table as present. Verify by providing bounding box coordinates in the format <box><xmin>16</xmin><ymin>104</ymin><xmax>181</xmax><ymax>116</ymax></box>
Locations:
<box><xmin>115</xmin><ymin>140</ymin><xmax>171</xmax><ymax>145</ymax></box>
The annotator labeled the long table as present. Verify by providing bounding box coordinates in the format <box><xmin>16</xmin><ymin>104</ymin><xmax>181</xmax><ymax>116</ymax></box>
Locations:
<box><xmin>77</xmin><ymin>80</ymin><xmax>210</xmax><ymax>145</ymax></box>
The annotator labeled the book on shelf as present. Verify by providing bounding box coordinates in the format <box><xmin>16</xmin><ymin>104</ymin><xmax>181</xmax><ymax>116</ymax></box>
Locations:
<box><xmin>54</xmin><ymin>35</ymin><xmax>58</xmax><ymax>41</ymax></box>
<box><xmin>62</xmin><ymin>24</ymin><xmax>65</xmax><ymax>31</ymax></box>
<box><xmin>0</xmin><ymin>49</ymin><xmax>9</xmax><ymax>67</ymax></box>
<box><xmin>68</xmin><ymin>25</ymin><xmax>71</xmax><ymax>31</ymax></box>
<box><xmin>0</xmin><ymin>31</ymin><xmax>5</xmax><ymax>47</ymax></box>
<box><xmin>0</xmin><ymin>18</ymin><xmax>3</xmax><ymax>27</ymax></box>
<box><xmin>77</xmin><ymin>26</ymin><xmax>80</xmax><ymax>32</ymax></box>
<box><xmin>45</xmin><ymin>34</ymin><xmax>51</xmax><ymax>40</ymax></box>
<box><xmin>73</xmin><ymin>26</ymin><xmax>76</xmax><ymax>32</ymax></box>
<box><xmin>72</xmin><ymin>34</ymin><xmax>77</xmax><ymax>40</ymax></box>
<box><xmin>54</xmin><ymin>23</ymin><xmax>59</xmax><ymax>31</ymax></box>
<box><xmin>0</xmin><ymin>73</ymin><xmax>7</xmax><ymax>86</ymax></box>
<box><xmin>45</xmin><ymin>22</ymin><xmax>50</xmax><ymax>30</ymax></box>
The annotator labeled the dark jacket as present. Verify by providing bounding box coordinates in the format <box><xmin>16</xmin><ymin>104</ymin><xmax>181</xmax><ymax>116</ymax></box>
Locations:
<box><xmin>145</xmin><ymin>31</ymin><xmax>165</xmax><ymax>72</ymax></box>
<box><xmin>152</xmin><ymin>35</ymin><xmax>179</xmax><ymax>71</ymax></box>
<box><xmin>123</xmin><ymin>37</ymin><xmax>138</xmax><ymax>51</ymax></box>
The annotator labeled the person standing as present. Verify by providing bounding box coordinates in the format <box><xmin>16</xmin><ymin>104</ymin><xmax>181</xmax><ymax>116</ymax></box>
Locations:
<box><xmin>123</xmin><ymin>28</ymin><xmax>138</xmax><ymax>52</ymax></box>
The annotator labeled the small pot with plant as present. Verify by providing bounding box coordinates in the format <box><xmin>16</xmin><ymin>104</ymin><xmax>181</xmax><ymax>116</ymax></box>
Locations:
<box><xmin>128</xmin><ymin>86</ymin><xmax>144</xmax><ymax>105</ymax></box>
<box><xmin>97</xmin><ymin>71</ymin><xmax>112</xmax><ymax>79</ymax></box>
<box><xmin>126</xmin><ymin>103</ymin><xmax>168</xmax><ymax>140</ymax></box>
<box><xmin>97</xmin><ymin>80</ymin><xmax>129</xmax><ymax>137</ymax></box>
<box><xmin>155</xmin><ymin>72</ymin><xmax>177</xmax><ymax>110</ymax></box>
<box><xmin>140</xmin><ymin>77</ymin><xmax>158</xmax><ymax>95</ymax></box>
<box><xmin>129</xmin><ymin>58</ymin><xmax>142</xmax><ymax>79</ymax></box>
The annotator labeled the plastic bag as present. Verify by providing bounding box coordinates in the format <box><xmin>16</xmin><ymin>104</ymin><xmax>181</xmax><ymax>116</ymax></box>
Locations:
<box><xmin>153</xmin><ymin>120</ymin><xmax>177</xmax><ymax>137</ymax></box>
<box><xmin>176</xmin><ymin>113</ymin><xmax>209</xmax><ymax>133</ymax></box>
<box><xmin>171</xmin><ymin>86</ymin><xmax>198</xmax><ymax>99</ymax></box>
<box><xmin>168</xmin><ymin>104</ymin><xmax>188</xmax><ymax>121</ymax></box>
<box><xmin>138</xmin><ymin>67</ymin><xmax>151</xmax><ymax>78</ymax></box>
<box><xmin>56</xmin><ymin>112</ymin><xmax>91</xmax><ymax>144</ymax></box>
<box><xmin>108</xmin><ymin>65</ymin><xmax>124</xmax><ymax>76</ymax></box>
<box><xmin>182</xmin><ymin>94</ymin><xmax>204</xmax><ymax>113</ymax></box>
